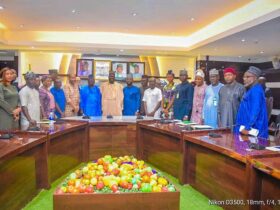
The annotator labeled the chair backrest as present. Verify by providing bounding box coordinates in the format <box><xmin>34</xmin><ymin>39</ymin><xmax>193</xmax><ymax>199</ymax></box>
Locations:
<box><xmin>275</xmin><ymin>114</ymin><xmax>280</xmax><ymax>141</ymax></box>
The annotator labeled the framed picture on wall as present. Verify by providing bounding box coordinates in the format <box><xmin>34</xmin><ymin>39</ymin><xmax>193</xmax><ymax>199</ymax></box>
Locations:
<box><xmin>94</xmin><ymin>60</ymin><xmax>111</xmax><ymax>80</ymax></box>
<box><xmin>128</xmin><ymin>62</ymin><xmax>145</xmax><ymax>80</ymax></box>
<box><xmin>76</xmin><ymin>59</ymin><xmax>93</xmax><ymax>77</ymax></box>
<box><xmin>111</xmin><ymin>62</ymin><xmax>128</xmax><ymax>80</ymax></box>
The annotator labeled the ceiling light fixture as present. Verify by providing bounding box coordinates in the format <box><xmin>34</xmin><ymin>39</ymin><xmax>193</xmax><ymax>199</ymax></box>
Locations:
<box><xmin>76</xmin><ymin>26</ymin><xmax>80</xmax><ymax>29</ymax></box>
<box><xmin>31</xmin><ymin>46</ymin><xmax>35</xmax><ymax>49</ymax></box>
<box><xmin>132</xmin><ymin>12</ymin><xmax>137</xmax><ymax>17</ymax></box>
<box><xmin>0</xmin><ymin>6</ymin><xmax>4</xmax><ymax>10</ymax></box>
<box><xmin>72</xmin><ymin>9</ymin><xmax>76</xmax><ymax>13</ymax></box>
<box><xmin>238</xmin><ymin>55</ymin><xmax>242</xmax><ymax>58</ymax></box>
<box><xmin>120</xmin><ymin>49</ymin><xmax>124</xmax><ymax>52</ymax></box>
<box><xmin>260</xmin><ymin>51</ymin><xmax>264</xmax><ymax>54</ymax></box>
<box><xmin>19</xmin><ymin>24</ymin><xmax>24</xmax><ymax>28</ymax></box>
<box><xmin>241</xmin><ymin>39</ymin><xmax>245</xmax><ymax>42</ymax></box>
<box><xmin>190</xmin><ymin>17</ymin><xmax>195</xmax><ymax>21</ymax></box>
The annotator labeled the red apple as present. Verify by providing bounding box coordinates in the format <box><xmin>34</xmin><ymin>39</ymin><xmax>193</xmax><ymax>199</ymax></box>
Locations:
<box><xmin>112</xmin><ymin>168</ymin><xmax>120</xmax><ymax>176</ymax></box>
<box><xmin>96</xmin><ymin>181</ymin><xmax>104</xmax><ymax>190</ymax></box>
<box><xmin>78</xmin><ymin>185</ymin><xmax>86</xmax><ymax>193</ymax></box>
<box><xmin>85</xmin><ymin>186</ymin><xmax>93</xmax><ymax>193</ymax></box>
<box><xmin>111</xmin><ymin>184</ymin><xmax>118</xmax><ymax>193</ymax></box>
<box><xmin>161</xmin><ymin>186</ymin><xmax>169</xmax><ymax>192</ymax></box>
<box><xmin>127</xmin><ymin>183</ymin><xmax>133</xmax><ymax>190</ymax></box>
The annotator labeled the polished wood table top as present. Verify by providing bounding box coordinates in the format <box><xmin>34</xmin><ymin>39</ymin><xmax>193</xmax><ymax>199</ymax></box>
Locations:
<box><xmin>23</xmin><ymin>121</ymin><xmax>88</xmax><ymax>138</ymax></box>
<box><xmin>183</xmin><ymin>131</ymin><xmax>278</xmax><ymax>163</ymax></box>
<box><xmin>251</xmin><ymin>155</ymin><xmax>280</xmax><ymax>180</ymax></box>
<box><xmin>0</xmin><ymin>132</ymin><xmax>47</xmax><ymax>161</ymax></box>
<box><xmin>63</xmin><ymin>116</ymin><xmax>155</xmax><ymax>125</ymax></box>
<box><xmin>137</xmin><ymin>121</ymin><xmax>228</xmax><ymax>138</ymax></box>
<box><xmin>138</xmin><ymin>121</ymin><xmax>190</xmax><ymax>138</ymax></box>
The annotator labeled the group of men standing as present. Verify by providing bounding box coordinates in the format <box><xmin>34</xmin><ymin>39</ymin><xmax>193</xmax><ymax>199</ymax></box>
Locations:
<box><xmin>203</xmin><ymin>66</ymin><xmax>268</xmax><ymax>138</ymax></box>
<box><xmin>16</xmin><ymin>65</ymin><xmax>268</xmax><ymax>139</ymax></box>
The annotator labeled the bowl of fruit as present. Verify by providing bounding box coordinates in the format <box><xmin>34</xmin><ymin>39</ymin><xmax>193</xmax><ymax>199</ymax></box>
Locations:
<box><xmin>54</xmin><ymin>155</ymin><xmax>180</xmax><ymax>210</ymax></box>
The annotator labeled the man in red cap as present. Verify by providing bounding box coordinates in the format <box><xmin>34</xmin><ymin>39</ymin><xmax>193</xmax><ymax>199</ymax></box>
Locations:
<box><xmin>218</xmin><ymin>67</ymin><xmax>245</xmax><ymax>129</ymax></box>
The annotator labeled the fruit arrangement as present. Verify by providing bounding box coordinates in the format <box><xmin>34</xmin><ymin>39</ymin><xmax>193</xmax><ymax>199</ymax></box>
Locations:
<box><xmin>56</xmin><ymin>155</ymin><xmax>177</xmax><ymax>194</ymax></box>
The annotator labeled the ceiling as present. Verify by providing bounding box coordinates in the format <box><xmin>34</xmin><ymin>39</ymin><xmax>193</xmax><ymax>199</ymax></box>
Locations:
<box><xmin>0</xmin><ymin>0</ymin><xmax>280</xmax><ymax>60</ymax></box>
<box><xmin>0</xmin><ymin>0</ymin><xmax>251</xmax><ymax>36</ymax></box>
<box><xmin>188</xmin><ymin>16</ymin><xmax>280</xmax><ymax>61</ymax></box>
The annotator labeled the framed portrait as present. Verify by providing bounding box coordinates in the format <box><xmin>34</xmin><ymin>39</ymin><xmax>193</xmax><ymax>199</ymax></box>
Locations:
<box><xmin>94</xmin><ymin>60</ymin><xmax>111</xmax><ymax>80</ymax></box>
<box><xmin>111</xmin><ymin>62</ymin><xmax>128</xmax><ymax>80</ymax></box>
<box><xmin>128</xmin><ymin>62</ymin><xmax>145</xmax><ymax>80</ymax></box>
<box><xmin>76</xmin><ymin>59</ymin><xmax>93</xmax><ymax>78</ymax></box>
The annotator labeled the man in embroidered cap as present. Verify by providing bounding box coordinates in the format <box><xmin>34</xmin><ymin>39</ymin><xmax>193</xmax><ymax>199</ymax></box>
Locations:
<box><xmin>173</xmin><ymin>69</ymin><xmax>194</xmax><ymax>120</ymax></box>
<box><xmin>191</xmin><ymin>69</ymin><xmax>207</xmax><ymax>124</ymax></box>
<box><xmin>123</xmin><ymin>73</ymin><xmax>141</xmax><ymax>116</ymax></box>
<box><xmin>234</xmin><ymin>66</ymin><xmax>268</xmax><ymax>138</ymax></box>
<box><xmin>218</xmin><ymin>67</ymin><xmax>245</xmax><ymax>129</ymax></box>
<box><xmin>19</xmin><ymin>72</ymin><xmax>41</xmax><ymax>130</ymax></box>
<box><xmin>203</xmin><ymin>68</ymin><xmax>224</xmax><ymax>128</ymax></box>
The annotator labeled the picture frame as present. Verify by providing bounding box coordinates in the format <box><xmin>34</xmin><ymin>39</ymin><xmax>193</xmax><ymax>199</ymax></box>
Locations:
<box><xmin>128</xmin><ymin>62</ymin><xmax>145</xmax><ymax>80</ymax></box>
<box><xmin>94</xmin><ymin>60</ymin><xmax>111</xmax><ymax>80</ymax></box>
<box><xmin>76</xmin><ymin>59</ymin><xmax>94</xmax><ymax>78</ymax></box>
<box><xmin>111</xmin><ymin>62</ymin><xmax>128</xmax><ymax>81</ymax></box>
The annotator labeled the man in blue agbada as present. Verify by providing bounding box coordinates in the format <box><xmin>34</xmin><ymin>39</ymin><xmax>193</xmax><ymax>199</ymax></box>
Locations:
<box><xmin>50</xmin><ymin>78</ymin><xmax>66</xmax><ymax>118</ymax></box>
<box><xmin>123</xmin><ymin>74</ymin><xmax>141</xmax><ymax>116</ymax></box>
<box><xmin>173</xmin><ymin>69</ymin><xmax>194</xmax><ymax>120</ymax></box>
<box><xmin>80</xmin><ymin>74</ymin><xmax>102</xmax><ymax>116</ymax></box>
<box><xmin>234</xmin><ymin>66</ymin><xmax>268</xmax><ymax>139</ymax></box>
<box><xmin>203</xmin><ymin>68</ymin><xmax>223</xmax><ymax>128</ymax></box>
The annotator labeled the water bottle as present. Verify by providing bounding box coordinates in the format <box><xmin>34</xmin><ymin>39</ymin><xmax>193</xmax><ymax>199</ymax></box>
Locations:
<box><xmin>169</xmin><ymin>111</ymin><xmax>174</xmax><ymax>120</ymax></box>
<box><xmin>49</xmin><ymin>111</ymin><xmax>55</xmax><ymax>121</ymax></box>
<box><xmin>213</xmin><ymin>97</ymin><xmax>217</xmax><ymax>107</ymax></box>
<box><xmin>49</xmin><ymin>111</ymin><xmax>55</xmax><ymax>132</ymax></box>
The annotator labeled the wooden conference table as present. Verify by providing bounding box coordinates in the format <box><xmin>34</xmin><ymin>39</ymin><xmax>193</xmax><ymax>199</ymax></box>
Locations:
<box><xmin>181</xmin><ymin>130</ymin><xmax>280</xmax><ymax>210</ymax></box>
<box><xmin>1</xmin><ymin>117</ymin><xmax>279</xmax><ymax>210</ymax></box>
<box><xmin>0</xmin><ymin>131</ymin><xmax>48</xmax><ymax>210</ymax></box>
<box><xmin>136</xmin><ymin>120</ymin><xmax>228</xmax><ymax>178</ymax></box>
<box><xmin>64</xmin><ymin>116</ymin><xmax>154</xmax><ymax>160</ymax></box>
<box><xmin>249</xmin><ymin>154</ymin><xmax>280</xmax><ymax>210</ymax></box>
<box><xmin>0</xmin><ymin>120</ymin><xmax>88</xmax><ymax>210</ymax></box>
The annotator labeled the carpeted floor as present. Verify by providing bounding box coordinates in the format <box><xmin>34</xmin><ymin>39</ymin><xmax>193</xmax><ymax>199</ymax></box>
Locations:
<box><xmin>23</xmin><ymin>163</ymin><xmax>222</xmax><ymax>210</ymax></box>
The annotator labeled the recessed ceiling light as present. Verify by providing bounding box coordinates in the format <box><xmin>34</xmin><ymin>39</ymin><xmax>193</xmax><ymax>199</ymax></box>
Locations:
<box><xmin>132</xmin><ymin>12</ymin><xmax>137</xmax><ymax>17</ymax></box>
<box><xmin>120</xmin><ymin>49</ymin><xmax>124</xmax><ymax>52</ymax></box>
<box><xmin>0</xmin><ymin>6</ymin><xmax>4</xmax><ymax>10</ymax></box>
<box><xmin>31</xmin><ymin>46</ymin><xmax>35</xmax><ymax>49</ymax></box>
<box><xmin>241</xmin><ymin>39</ymin><xmax>245</xmax><ymax>42</ymax></box>
<box><xmin>19</xmin><ymin>24</ymin><xmax>24</xmax><ymax>28</ymax></box>
<box><xmin>260</xmin><ymin>51</ymin><xmax>264</xmax><ymax>54</ymax></box>
<box><xmin>72</xmin><ymin>9</ymin><xmax>76</xmax><ymax>13</ymax></box>
<box><xmin>190</xmin><ymin>17</ymin><xmax>195</xmax><ymax>21</ymax></box>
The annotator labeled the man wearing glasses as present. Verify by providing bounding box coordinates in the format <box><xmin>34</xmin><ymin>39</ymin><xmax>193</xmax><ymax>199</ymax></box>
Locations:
<box><xmin>234</xmin><ymin>66</ymin><xmax>268</xmax><ymax>139</ymax></box>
